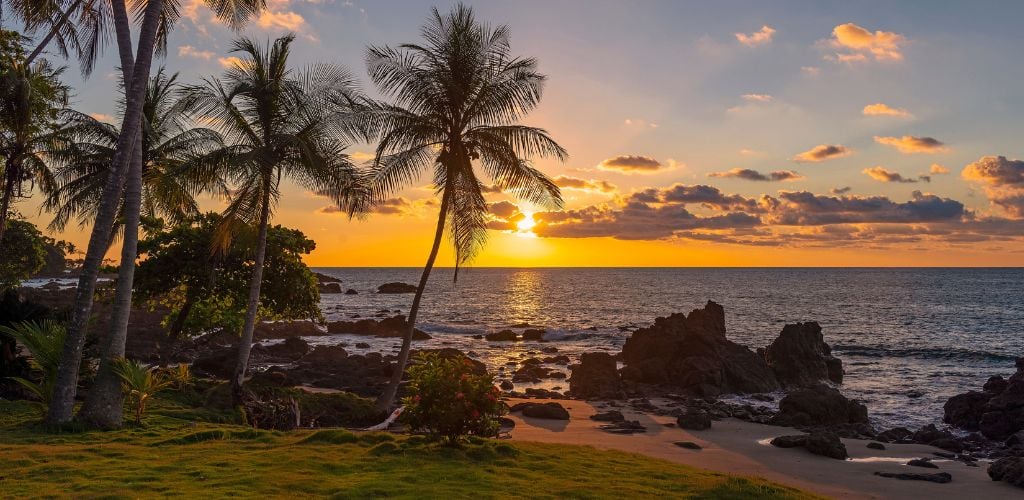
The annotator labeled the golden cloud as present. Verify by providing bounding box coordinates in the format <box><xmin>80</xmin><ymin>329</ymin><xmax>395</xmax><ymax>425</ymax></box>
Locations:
<box><xmin>735</xmin><ymin>25</ymin><xmax>776</xmax><ymax>47</ymax></box>
<box><xmin>874</xmin><ymin>135</ymin><xmax>948</xmax><ymax>154</ymax></box>
<box><xmin>597</xmin><ymin>155</ymin><xmax>674</xmax><ymax>174</ymax></box>
<box><xmin>930</xmin><ymin>164</ymin><xmax>950</xmax><ymax>175</ymax></box>
<box><xmin>862</xmin><ymin>103</ymin><xmax>911</xmax><ymax>118</ymax></box>
<box><xmin>792</xmin><ymin>144</ymin><xmax>853</xmax><ymax>163</ymax></box>
<box><xmin>553</xmin><ymin>175</ymin><xmax>617</xmax><ymax>194</ymax></box>
<box><xmin>829</xmin><ymin>23</ymin><xmax>906</xmax><ymax>62</ymax></box>
<box><xmin>862</xmin><ymin>166</ymin><xmax>928</xmax><ymax>183</ymax></box>
<box><xmin>178</xmin><ymin>45</ymin><xmax>214</xmax><ymax>60</ymax></box>
<box><xmin>257</xmin><ymin>10</ymin><xmax>306</xmax><ymax>31</ymax></box>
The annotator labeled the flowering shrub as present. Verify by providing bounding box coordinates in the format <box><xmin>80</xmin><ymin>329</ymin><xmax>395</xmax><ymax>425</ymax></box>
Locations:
<box><xmin>400</xmin><ymin>352</ymin><xmax>505</xmax><ymax>444</ymax></box>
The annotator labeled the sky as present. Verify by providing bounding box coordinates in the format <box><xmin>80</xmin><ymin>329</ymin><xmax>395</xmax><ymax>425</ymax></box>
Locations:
<box><xmin>13</xmin><ymin>0</ymin><xmax>1024</xmax><ymax>266</ymax></box>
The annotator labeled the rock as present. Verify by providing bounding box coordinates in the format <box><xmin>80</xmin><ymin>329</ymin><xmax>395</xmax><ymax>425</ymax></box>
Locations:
<box><xmin>769</xmin><ymin>384</ymin><xmax>868</xmax><ymax>428</ymax></box>
<box><xmin>600</xmin><ymin>420</ymin><xmax>646</xmax><ymax>434</ymax></box>
<box><xmin>344</xmin><ymin>289</ymin><xmax>358</xmax><ymax>295</ymax></box>
<box><xmin>254</xmin><ymin>320</ymin><xmax>324</xmax><ymax>340</ymax></box>
<box><xmin>676</xmin><ymin>411</ymin><xmax>712</xmax><ymax>430</ymax></box>
<box><xmin>944</xmin><ymin>391</ymin><xmax>991</xmax><ymax>431</ymax></box>
<box><xmin>876</xmin><ymin>427</ymin><xmax>913</xmax><ymax>443</ymax></box>
<box><xmin>499</xmin><ymin>380</ymin><xmax>514</xmax><ymax>391</ymax></box>
<box><xmin>512</xmin><ymin>402</ymin><xmax>570</xmax><ymax>420</ymax></box>
<box><xmin>192</xmin><ymin>347</ymin><xmax>237</xmax><ymax>379</ymax></box>
<box><xmin>804</xmin><ymin>432</ymin><xmax>848</xmax><ymax>460</ymax></box>
<box><xmin>512</xmin><ymin>363</ymin><xmax>559</xmax><ymax>383</ymax></box>
<box><xmin>319</xmin><ymin>282</ymin><xmax>343</xmax><ymax>294</ymax></box>
<box><xmin>543</xmin><ymin>355</ymin><xmax>570</xmax><ymax>364</ymax></box>
<box><xmin>867</xmin><ymin>442</ymin><xmax>886</xmax><ymax>450</ymax></box>
<box><xmin>944</xmin><ymin>358</ymin><xmax>1024</xmax><ymax>441</ymax></box>
<box><xmin>263</xmin><ymin>337</ymin><xmax>310</xmax><ymax>361</ymax></box>
<box><xmin>248</xmin><ymin>365</ymin><xmax>296</xmax><ymax>387</ymax></box>
<box><xmin>354</xmin><ymin>342</ymin><xmax>371</xmax><ymax>349</ymax></box>
<box><xmin>522</xmin><ymin>329</ymin><xmax>546</xmax><ymax>341</ymax></box>
<box><xmin>985</xmin><ymin>375</ymin><xmax>1010</xmax><ymax>394</ymax></box>
<box><xmin>302</xmin><ymin>345</ymin><xmax>348</xmax><ymax>364</ymax></box>
<box><xmin>590</xmin><ymin>410</ymin><xmax>625</xmax><ymax>422</ymax></box>
<box><xmin>326</xmin><ymin>315</ymin><xmax>430</xmax><ymax>340</ymax></box>
<box><xmin>674</xmin><ymin>441</ymin><xmax>702</xmax><ymax>450</ymax></box>
<box><xmin>620</xmin><ymin>301</ymin><xmax>779</xmax><ymax>396</ymax></box>
<box><xmin>989</xmin><ymin>457</ymin><xmax>1024</xmax><ymax>488</ymax></box>
<box><xmin>569</xmin><ymin>352</ymin><xmax>622</xmax><ymax>399</ymax></box>
<box><xmin>874</xmin><ymin>471</ymin><xmax>952</xmax><ymax>484</ymax></box>
<box><xmin>760</xmin><ymin>322</ymin><xmax>843</xmax><ymax>387</ymax></box>
<box><xmin>377</xmin><ymin>282</ymin><xmax>417</xmax><ymax>293</ymax></box>
<box><xmin>770</xmin><ymin>435</ymin><xmax>808</xmax><ymax>448</ymax></box>
<box><xmin>908</xmin><ymin>458</ymin><xmax>939</xmax><ymax>469</ymax></box>
<box><xmin>315</xmin><ymin>272</ymin><xmax>341</xmax><ymax>284</ymax></box>
<box><xmin>928</xmin><ymin>438</ymin><xmax>964</xmax><ymax>453</ymax></box>
<box><xmin>485</xmin><ymin>330</ymin><xmax>518</xmax><ymax>342</ymax></box>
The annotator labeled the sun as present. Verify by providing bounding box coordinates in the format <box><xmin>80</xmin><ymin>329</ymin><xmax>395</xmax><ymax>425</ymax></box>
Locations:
<box><xmin>516</xmin><ymin>212</ymin><xmax>537</xmax><ymax>235</ymax></box>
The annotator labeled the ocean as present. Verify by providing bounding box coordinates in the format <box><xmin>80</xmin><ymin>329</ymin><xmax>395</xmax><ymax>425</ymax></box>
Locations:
<box><xmin>312</xmin><ymin>267</ymin><xmax>1024</xmax><ymax>431</ymax></box>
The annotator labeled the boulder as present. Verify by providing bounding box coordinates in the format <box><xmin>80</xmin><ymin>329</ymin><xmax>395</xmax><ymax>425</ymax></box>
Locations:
<box><xmin>908</xmin><ymin>458</ymin><xmax>938</xmax><ymax>469</ymax></box>
<box><xmin>674</xmin><ymin>441</ymin><xmax>702</xmax><ymax>450</ymax></box>
<box><xmin>944</xmin><ymin>391</ymin><xmax>991</xmax><ymax>430</ymax></box>
<box><xmin>486</xmin><ymin>330</ymin><xmax>518</xmax><ymax>342</ymax></box>
<box><xmin>344</xmin><ymin>289</ymin><xmax>358</xmax><ymax>295</ymax></box>
<box><xmin>511</xmin><ymin>402</ymin><xmax>570</xmax><ymax>420</ymax></box>
<box><xmin>591</xmin><ymin>410</ymin><xmax>625</xmax><ymax>422</ymax></box>
<box><xmin>874</xmin><ymin>472</ymin><xmax>952</xmax><ymax>484</ymax></box>
<box><xmin>943</xmin><ymin>358</ymin><xmax>1024</xmax><ymax>440</ymax></box>
<box><xmin>771</xmin><ymin>432</ymin><xmax>847</xmax><ymax>459</ymax></box>
<box><xmin>254</xmin><ymin>320</ymin><xmax>324</xmax><ymax>340</ymax></box>
<box><xmin>262</xmin><ymin>337</ymin><xmax>310</xmax><ymax>361</ymax></box>
<box><xmin>760</xmin><ymin>322</ymin><xmax>843</xmax><ymax>387</ymax></box>
<box><xmin>620</xmin><ymin>301</ymin><xmax>779</xmax><ymax>396</ymax></box>
<box><xmin>326</xmin><ymin>315</ymin><xmax>431</xmax><ymax>340</ymax></box>
<box><xmin>989</xmin><ymin>457</ymin><xmax>1024</xmax><ymax>488</ymax></box>
<box><xmin>770</xmin><ymin>435</ymin><xmax>808</xmax><ymax>448</ymax></box>
<box><xmin>769</xmin><ymin>384</ymin><xmax>868</xmax><ymax>428</ymax></box>
<box><xmin>867</xmin><ymin>442</ymin><xmax>886</xmax><ymax>450</ymax></box>
<box><xmin>676</xmin><ymin>410</ymin><xmax>712</xmax><ymax>430</ymax></box>
<box><xmin>569</xmin><ymin>352</ymin><xmax>622</xmax><ymax>399</ymax></box>
<box><xmin>522</xmin><ymin>329</ymin><xmax>546</xmax><ymax>341</ymax></box>
<box><xmin>192</xmin><ymin>347</ymin><xmax>237</xmax><ymax>379</ymax></box>
<box><xmin>302</xmin><ymin>345</ymin><xmax>348</xmax><ymax>364</ymax></box>
<box><xmin>377</xmin><ymin>282</ymin><xmax>417</xmax><ymax>294</ymax></box>
<box><xmin>319</xmin><ymin>282</ymin><xmax>343</xmax><ymax>294</ymax></box>
<box><xmin>315</xmin><ymin>272</ymin><xmax>341</xmax><ymax>284</ymax></box>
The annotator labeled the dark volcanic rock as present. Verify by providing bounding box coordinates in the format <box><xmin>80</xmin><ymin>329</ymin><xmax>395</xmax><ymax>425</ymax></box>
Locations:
<box><xmin>874</xmin><ymin>471</ymin><xmax>952</xmax><ymax>484</ymax></box>
<box><xmin>620</xmin><ymin>301</ymin><xmax>779</xmax><ymax>396</ymax></box>
<box><xmin>344</xmin><ymin>288</ymin><xmax>358</xmax><ymax>295</ymax></box>
<box><xmin>377</xmin><ymin>282</ymin><xmax>417</xmax><ymax>293</ymax></box>
<box><xmin>591</xmin><ymin>410</ymin><xmax>625</xmax><ymax>422</ymax></box>
<box><xmin>770</xmin><ymin>435</ymin><xmax>808</xmax><ymax>448</ymax></box>
<box><xmin>511</xmin><ymin>402</ymin><xmax>570</xmax><ymax>420</ymax></box>
<box><xmin>262</xmin><ymin>337</ymin><xmax>310</xmax><ymax>361</ymax></box>
<box><xmin>676</xmin><ymin>410</ymin><xmax>712</xmax><ymax>430</ymax></box>
<box><xmin>302</xmin><ymin>345</ymin><xmax>348</xmax><ymax>364</ymax></box>
<box><xmin>867</xmin><ymin>442</ymin><xmax>886</xmax><ymax>450</ymax></box>
<box><xmin>989</xmin><ymin>457</ymin><xmax>1024</xmax><ymax>488</ymax></box>
<box><xmin>600</xmin><ymin>420</ymin><xmax>646</xmax><ymax>434</ymax></box>
<box><xmin>326</xmin><ymin>315</ymin><xmax>430</xmax><ymax>340</ymax></box>
<box><xmin>760</xmin><ymin>322</ymin><xmax>843</xmax><ymax>387</ymax></box>
<box><xmin>944</xmin><ymin>391</ymin><xmax>991</xmax><ymax>431</ymax></box>
<box><xmin>674</xmin><ymin>441</ymin><xmax>703</xmax><ymax>450</ymax></box>
<box><xmin>522</xmin><ymin>329</ymin><xmax>546</xmax><ymax>341</ymax></box>
<box><xmin>769</xmin><ymin>384</ymin><xmax>868</xmax><ymax>428</ymax></box>
<box><xmin>192</xmin><ymin>347</ymin><xmax>237</xmax><ymax>379</ymax></box>
<box><xmin>254</xmin><ymin>320</ymin><xmax>324</xmax><ymax>340</ymax></box>
<box><xmin>315</xmin><ymin>272</ymin><xmax>341</xmax><ymax>284</ymax></box>
<box><xmin>485</xmin><ymin>330</ymin><xmax>518</xmax><ymax>342</ymax></box>
<box><xmin>569</xmin><ymin>352</ymin><xmax>623</xmax><ymax>399</ymax></box>
<box><xmin>908</xmin><ymin>458</ymin><xmax>939</xmax><ymax>469</ymax></box>
<box><xmin>771</xmin><ymin>432</ymin><xmax>847</xmax><ymax>459</ymax></box>
<box><xmin>319</xmin><ymin>282</ymin><xmax>343</xmax><ymax>294</ymax></box>
<box><xmin>944</xmin><ymin>358</ymin><xmax>1024</xmax><ymax>441</ymax></box>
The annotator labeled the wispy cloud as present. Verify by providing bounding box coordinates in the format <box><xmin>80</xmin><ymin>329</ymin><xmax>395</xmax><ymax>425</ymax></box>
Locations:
<box><xmin>862</xmin><ymin>103</ymin><xmax>911</xmax><ymax>118</ymax></box>
<box><xmin>874</xmin><ymin>135</ymin><xmax>948</xmax><ymax>154</ymax></box>
<box><xmin>793</xmin><ymin>144</ymin><xmax>853</xmax><ymax>163</ymax></box>
<box><xmin>735</xmin><ymin>25</ymin><xmax>776</xmax><ymax>47</ymax></box>
<box><xmin>553</xmin><ymin>175</ymin><xmax>617</xmax><ymax>194</ymax></box>
<box><xmin>178</xmin><ymin>45</ymin><xmax>215</xmax><ymax>60</ymax></box>
<box><xmin>863</xmin><ymin>166</ymin><xmax>929</xmax><ymax>183</ymax></box>
<box><xmin>597</xmin><ymin>155</ymin><xmax>676</xmax><ymax>174</ymax></box>
<box><xmin>708</xmin><ymin>168</ymin><xmax>804</xmax><ymax>182</ymax></box>
<box><xmin>828</xmin><ymin>23</ymin><xmax>906</xmax><ymax>62</ymax></box>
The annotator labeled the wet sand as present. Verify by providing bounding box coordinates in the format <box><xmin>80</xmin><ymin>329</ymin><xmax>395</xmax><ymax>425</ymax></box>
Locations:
<box><xmin>506</xmin><ymin>398</ymin><xmax>1020</xmax><ymax>499</ymax></box>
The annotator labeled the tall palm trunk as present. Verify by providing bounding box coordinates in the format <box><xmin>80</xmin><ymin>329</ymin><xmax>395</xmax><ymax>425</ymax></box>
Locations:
<box><xmin>376</xmin><ymin>186</ymin><xmax>452</xmax><ymax>411</ymax></box>
<box><xmin>46</xmin><ymin>0</ymin><xmax>163</xmax><ymax>425</ymax></box>
<box><xmin>230</xmin><ymin>182</ymin><xmax>272</xmax><ymax>405</ymax></box>
<box><xmin>0</xmin><ymin>160</ymin><xmax>17</xmax><ymax>244</ymax></box>
<box><xmin>24</xmin><ymin>0</ymin><xmax>84</xmax><ymax>66</ymax></box>
<box><xmin>78</xmin><ymin>137</ymin><xmax>143</xmax><ymax>428</ymax></box>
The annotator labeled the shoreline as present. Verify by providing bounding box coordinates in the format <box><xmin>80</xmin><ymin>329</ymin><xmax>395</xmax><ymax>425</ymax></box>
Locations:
<box><xmin>506</xmin><ymin>398</ymin><xmax>1020</xmax><ymax>499</ymax></box>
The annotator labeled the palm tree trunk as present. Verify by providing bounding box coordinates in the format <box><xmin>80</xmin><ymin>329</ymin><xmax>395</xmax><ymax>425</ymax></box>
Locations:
<box><xmin>24</xmin><ymin>0</ymin><xmax>84</xmax><ymax>66</ymax></box>
<box><xmin>230</xmin><ymin>184</ymin><xmax>273</xmax><ymax>406</ymax></box>
<box><xmin>0</xmin><ymin>160</ymin><xmax>18</xmax><ymax>245</ymax></box>
<box><xmin>78</xmin><ymin>136</ymin><xmax>144</xmax><ymax>428</ymax></box>
<box><xmin>46</xmin><ymin>0</ymin><xmax>163</xmax><ymax>426</ymax></box>
<box><xmin>376</xmin><ymin>186</ymin><xmax>452</xmax><ymax>411</ymax></box>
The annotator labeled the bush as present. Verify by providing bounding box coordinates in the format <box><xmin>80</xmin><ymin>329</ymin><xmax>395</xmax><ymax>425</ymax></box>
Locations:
<box><xmin>0</xmin><ymin>320</ymin><xmax>65</xmax><ymax>412</ymax></box>
<box><xmin>400</xmin><ymin>352</ymin><xmax>505</xmax><ymax>444</ymax></box>
<box><xmin>112</xmin><ymin>359</ymin><xmax>172</xmax><ymax>424</ymax></box>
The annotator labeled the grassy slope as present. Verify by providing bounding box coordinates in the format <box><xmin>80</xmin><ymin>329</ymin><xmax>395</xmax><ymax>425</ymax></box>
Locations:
<box><xmin>0</xmin><ymin>398</ymin><xmax>816</xmax><ymax>499</ymax></box>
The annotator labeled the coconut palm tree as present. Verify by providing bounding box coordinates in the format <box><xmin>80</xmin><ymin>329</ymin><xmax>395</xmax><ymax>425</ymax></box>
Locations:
<box><xmin>186</xmin><ymin>34</ymin><xmax>367</xmax><ymax>405</ymax></box>
<box><xmin>43</xmin><ymin>68</ymin><xmax>225</xmax><ymax>237</ymax></box>
<box><xmin>363</xmin><ymin>4</ymin><xmax>567</xmax><ymax>410</ymax></box>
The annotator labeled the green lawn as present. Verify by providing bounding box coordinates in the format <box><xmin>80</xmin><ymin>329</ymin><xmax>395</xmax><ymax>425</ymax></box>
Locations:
<box><xmin>0</xmin><ymin>398</ymin><xmax>815</xmax><ymax>499</ymax></box>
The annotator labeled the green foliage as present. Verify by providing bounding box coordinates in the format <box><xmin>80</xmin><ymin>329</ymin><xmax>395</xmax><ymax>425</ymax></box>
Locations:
<box><xmin>134</xmin><ymin>213</ymin><xmax>322</xmax><ymax>338</ymax></box>
<box><xmin>400</xmin><ymin>352</ymin><xmax>506</xmax><ymax>444</ymax></box>
<box><xmin>0</xmin><ymin>289</ymin><xmax>49</xmax><ymax>379</ymax></box>
<box><xmin>160</xmin><ymin>364</ymin><xmax>193</xmax><ymax>391</ymax></box>
<box><xmin>111</xmin><ymin>358</ymin><xmax>172</xmax><ymax>424</ymax></box>
<box><xmin>0</xmin><ymin>320</ymin><xmax>66</xmax><ymax>412</ymax></box>
<box><xmin>0</xmin><ymin>218</ymin><xmax>46</xmax><ymax>289</ymax></box>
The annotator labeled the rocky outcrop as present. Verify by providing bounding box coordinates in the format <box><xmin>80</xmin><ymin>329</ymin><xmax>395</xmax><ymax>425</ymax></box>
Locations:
<box><xmin>769</xmin><ymin>384</ymin><xmax>868</xmax><ymax>428</ymax></box>
<box><xmin>485</xmin><ymin>330</ymin><xmax>517</xmax><ymax>341</ymax></box>
<box><xmin>771</xmin><ymin>432</ymin><xmax>848</xmax><ymax>460</ymax></box>
<box><xmin>874</xmin><ymin>471</ymin><xmax>952</xmax><ymax>484</ymax></box>
<box><xmin>676</xmin><ymin>410</ymin><xmax>712</xmax><ymax>430</ymax></box>
<box><xmin>262</xmin><ymin>337</ymin><xmax>310</xmax><ymax>361</ymax></box>
<box><xmin>569</xmin><ymin>352</ymin><xmax>622</xmax><ymax>399</ymax></box>
<box><xmin>619</xmin><ymin>301</ymin><xmax>779</xmax><ymax>396</ymax></box>
<box><xmin>989</xmin><ymin>457</ymin><xmax>1024</xmax><ymax>488</ymax></box>
<box><xmin>315</xmin><ymin>272</ymin><xmax>341</xmax><ymax>284</ymax></box>
<box><xmin>326</xmin><ymin>315</ymin><xmax>431</xmax><ymax>340</ymax></box>
<box><xmin>377</xmin><ymin>282</ymin><xmax>417</xmax><ymax>293</ymax></box>
<box><xmin>254</xmin><ymin>320</ymin><xmax>324</xmax><ymax>340</ymax></box>
<box><xmin>510</xmin><ymin>402</ymin><xmax>570</xmax><ymax>420</ymax></box>
<box><xmin>522</xmin><ymin>329</ymin><xmax>546</xmax><ymax>341</ymax></box>
<box><xmin>760</xmin><ymin>322</ymin><xmax>843</xmax><ymax>387</ymax></box>
<box><xmin>319</xmin><ymin>282</ymin><xmax>343</xmax><ymax>294</ymax></box>
<box><xmin>944</xmin><ymin>358</ymin><xmax>1024</xmax><ymax>441</ymax></box>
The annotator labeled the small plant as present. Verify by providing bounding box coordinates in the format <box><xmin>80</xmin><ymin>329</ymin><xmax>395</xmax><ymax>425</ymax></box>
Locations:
<box><xmin>112</xmin><ymin>358</ymin><xmax>171</xmax><ymax>424</ymax></box>
<box><xmin>161</xmin><ymin>363</ymin><xmax>193</xmax><ymax>391</ymax></box>
<box><xmin>0</xmin><ymin>320</ymin><xmax>66</xmax><ymax>413</ymax></box>
<box><xmin>400</xmin><ymin>352</ymin><xmax>506</xmax><ymax>445</ymax></box>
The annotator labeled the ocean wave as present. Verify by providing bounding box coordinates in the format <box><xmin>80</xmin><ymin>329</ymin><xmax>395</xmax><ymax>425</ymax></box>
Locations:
<box><xmin>833</xmin><ymin>344</ymin><xmax>1019</xmax><ymax>363</ymax></box>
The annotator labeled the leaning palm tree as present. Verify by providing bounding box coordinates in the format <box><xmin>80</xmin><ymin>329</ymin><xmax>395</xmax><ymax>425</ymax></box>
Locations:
<box><xmin>364</xmin><ymin>4</ymin><xmax>567</xmax><ymax>410</ymax></box>
<box><xmin>44</xmin><ymin>68</ymin><xmax>225</xmax><ymax>238</ymax></box>
<box><xmin>187</xmin><ymin>34</ymin><xmax>366</xmax><ymax>405</ymax></box>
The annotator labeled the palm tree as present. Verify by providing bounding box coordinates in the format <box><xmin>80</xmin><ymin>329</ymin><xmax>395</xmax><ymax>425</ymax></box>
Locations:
<box><xmin>364</xmin><ymin>4</ymin><xmax>567</xmax><ymax>410</ymax></box>
<box><xmin>186</xmin><ymin>34</ymin><xmax>366</xmax><ymax>405</ymax></box>
<box><xmin>0</xmin><ymin>56</ymin><xmax>68</xmax><ymax>244</ymax></box>
<box><xmin>46</xmin><ymin>0</ymin><xmax>265</xmax><ymax>426</ymax></box>
<box><xmin>43</xmin><ymin>68</ymin><xmax>225</xmax><ymax>238</ymax></box>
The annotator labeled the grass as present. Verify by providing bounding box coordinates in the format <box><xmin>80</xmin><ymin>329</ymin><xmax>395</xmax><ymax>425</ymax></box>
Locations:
<box><xmin>0</xmin><ymin>397</ymin><xmax>817</xmax><ymax>499</ymax></box>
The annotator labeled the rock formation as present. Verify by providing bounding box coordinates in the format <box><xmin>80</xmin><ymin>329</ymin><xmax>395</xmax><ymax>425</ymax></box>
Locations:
<box><xmin>569</xmin><ymin>352</ymin><xmax>622</xmax><ymax>399</ymax></box>
<box><xmin>944</xmin><ymin>358</ymin><xmax>1024</xmax><ymax>441</ymax></box>
<box><xmin>760</xmin><ymin>322</ymin><xmax>843</xmax><ymax>387</ymax></box>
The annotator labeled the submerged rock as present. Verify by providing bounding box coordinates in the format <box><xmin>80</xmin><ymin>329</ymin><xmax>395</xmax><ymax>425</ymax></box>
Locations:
<box><xmin>569</xmin><ymin>352</ymin><xmax>623</xmax><ymax>399</ymax></box>
<box><xmin>485</xmin><ymin>330</ymin><xmax>518</xmax><ymax>342</ymax></box>
<box><xmin>620</xmin><ymin>301</ymin><xmax>779</xmax><ymax>396</ymax></box>
<box><xmin>254</xmin><ymin>320</ymin><xmax>325</xmax><ymax>340</ymax></box>
<box><xmin>377</xmin><ymin>282</ymin><xmax>417</xmax><ymax>294</ymax></box>
<box><xmin>760</xmin><ymin>322</ymin><xmax>843</xmax><ymax>387</ymax></box>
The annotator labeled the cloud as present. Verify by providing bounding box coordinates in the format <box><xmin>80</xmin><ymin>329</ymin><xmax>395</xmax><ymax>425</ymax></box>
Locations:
<box><xmin>553</xmin><ymin>175</ymin><xmax>617</xmax><ymax>194</ymax></box>
<box><xmin>623</xmin><ymin>118</ymin><xmax>659</xmax><ymax>129</ymax></box>
<box><xmin>735</xmin><ymin>25</ymin><xmax>776</xmax><ymax>47</ymax></box>
<box><xmin>320</xmin><ymin>197</ymin><xmax>436</xmax><ymax>217</ymax></box>
<box><xmin>801</xmin><ymin>66</ymin><xmax>820</xmax><ymax>76</ymax></box>
<box><xmin>828</xmin><ymin>23</ymin><xmax>906</xmax><ymax>62</ymax></box>
<box><xmin>862</xmin><ymin>166</ymin><xmax>929</xmax><ymax>183</ymax></box>
<box><xmin>488</xmin><ymin>200</ymin><xmax>520</xmax><ymax>219</ymax></box>
<box><xmin>962</xmin><ymin>156</ymin><xmax>1024</xmax><ymax>217</ymax></box>
<box><xmin>88</xmin><ymin>113</ymin><xmax>114</xmax><ymax>123</ymax></box>
<box><xmin>793</xmin><ymin>144</ymin><xmax>853</xmax><ymax>163</ymax></box>
<box><xmin>597</xmin><ymin>155</ymin><xmax>669</xmax><ymax>174</ymax></box>
<box><xmin>178</xmin><ymin>45</ymin><xmax>214</xmax><ymax>60</ymax></box>
<box><xmin>830</xmin><ymin>186</ymin><xmax>852</xmax><ymax>195</ymax></box>
<box><xmin>257</xmin><ymin>10</ymin><xmax>306</xmax><ymax>31</ymax></box>
<box><xmin>708</xmin><ymin>168</ymin><xmax>804</xmax><ymax>182</ymax></box>
<box><xmin>770</xmin><ymin>190</ymin><xmax>963</xmax><ymax>225</ymax></box>
<box><xmin>862</xmin><ymin>103</ymin><xmax>911</xmax><ymax>118</ymax></box>
<box><xmin>930</xmin><ymin>164</ymin><xmax>950</xmax><ymax>175</ymax></box>
<box><xmin>874</xmin><ymin>135</ymin><xmax>948</xmax><ymax>154</ymax></box>
<box><xmin>218</xmin><ymin>56</ymin><xmax>244</xmax><ymax>68</ymax></box>
<box><xmin>741</xmin><ymin>93</ymin><xmax>773</xmax><ymax>102</ymax></box>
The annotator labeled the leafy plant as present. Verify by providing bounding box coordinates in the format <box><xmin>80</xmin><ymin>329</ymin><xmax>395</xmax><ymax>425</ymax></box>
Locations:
<box><xmin>112</xmin><ymin>358</ymin><xmax>171</xmax><ymax>424</ymax></box>
<box><xmin>400</xmin><ymin>352</ymin><xmax>505</xmax><ymax>445</ymax></box>
<box><xmin>0</xmin><ymin>320</ymin><xmax>66</xmax><ymax>412</ymax></box>
<box><xmin>162</xmin><ymin>364</ymin><xmax>193</xmax><ymax>391</ymax></box>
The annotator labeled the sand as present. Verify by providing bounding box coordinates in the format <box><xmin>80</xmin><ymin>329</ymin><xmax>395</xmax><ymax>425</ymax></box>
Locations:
<box><xmin>506</xmin><ymin>398</ymin><xmax>1021</xmax><ymax>499</ymax></box>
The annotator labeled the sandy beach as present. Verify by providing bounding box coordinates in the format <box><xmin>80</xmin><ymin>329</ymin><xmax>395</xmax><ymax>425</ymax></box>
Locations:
<box><xmin>507</xmin><ymin>398</ymin><xmax>1021</xmax><ymax>499</ymax></box>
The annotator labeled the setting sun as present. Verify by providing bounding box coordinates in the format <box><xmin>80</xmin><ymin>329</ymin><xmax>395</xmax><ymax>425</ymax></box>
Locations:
<box><xmin>516</xmin><ymin>212</ymin><xmax>537</xmax><ymax>233</ymax></box>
